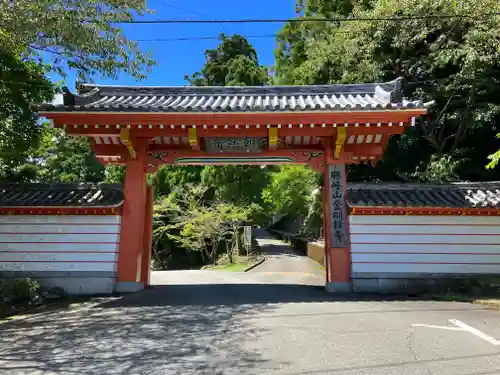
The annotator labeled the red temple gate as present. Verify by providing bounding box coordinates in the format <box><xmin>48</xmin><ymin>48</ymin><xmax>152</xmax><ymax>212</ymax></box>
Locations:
<box><xmin>39</xmin><ymin>78</ymin><xmax>430</xmax><ymax>292</ymax></box>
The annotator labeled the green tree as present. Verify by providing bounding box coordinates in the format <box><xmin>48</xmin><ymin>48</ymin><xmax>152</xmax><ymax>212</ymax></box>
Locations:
<box><xmin>274</xmin><ymin>0</ymin><xmax>373</xmax><ymax>84</ymax></box>
<box><xmin>262</xmin><ymin>165</ymin><xmax>320</xmax><ymax>216</ymax></box>
<box><xmin>104</xmin><ymin>165</ymin><xmax>126</xmax><ymax>184</ymax></box>
<box><xmin>2</xmin><ymin>0</ymin><xmax>155</xmax><ymax>81</ymax></box>
<box><xmin>186</xmin><ymin>34</ymin><xmax>269</xmax><ymax>86</ymax></box>
<box><xmin>153</xmin><ymin>185</ymin><xmax>251</xmax><ymax>266</ymax></box>
<box><xmin>38</xmin><ymin>129</ymin><xmax>105</xmax><ymax>183</ymax></box>
<box><xmin>0</xmin><ymin>0</ymin><xmax>157</xmax><ymax>182</ymax></box>
<box><xmin>201</xmin><ymin>165</ymin><xmax>270</xmax><ymax>204</ymax></box>
<box><xmin>0</xmin><ymin>44</ymin><xmax>54</xmax><ymax>180</ymax></box>
<box><xmin>487</xmin><ymin>140</ymin><xmax>500</xmax><ymax>170</ymax></box>
<box><xmin>151</xmin><ymin>165</ymin><xmax>203</xmax><ymax>196</ymax></box>
<box><xmin>276</xmin><ymin>0</ymin><xmax>500</xmax><ymax>182</ymax></box>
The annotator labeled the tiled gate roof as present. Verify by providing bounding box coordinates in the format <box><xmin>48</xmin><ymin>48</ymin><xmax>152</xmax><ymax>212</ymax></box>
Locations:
<box><xmin>0</xmin><ymin>183</ymin><xmax>124</xmax><ymax>207</ymax></box>
<box><xmin>39</xmin><ymin>78</ymin><xmax>431</xmax><ymax>113</ymax></box>
<box><xmin>347</xmin><ymin>182</ymin><xmax>500</xmax><ymax>209</ymax></box>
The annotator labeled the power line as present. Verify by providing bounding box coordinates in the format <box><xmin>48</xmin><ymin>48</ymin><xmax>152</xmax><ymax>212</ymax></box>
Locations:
<box><xmin>113</xmin><ymin>12</ymin><xmax>500</xmax><ymax>24</ymax></box>
<box><xmin>154</xmin><ymin>0</ymin><xmax>229</xmax><ymax>33</ymax></box>
<box><xmin>134</xmin><ymin>29</ymin><xmax>367</xmax><ymax>42</ymax></box>
<box><xmin>136</xmin><ymin>34</ymin><xmax>278</xmax><ymax>42</ymax></box>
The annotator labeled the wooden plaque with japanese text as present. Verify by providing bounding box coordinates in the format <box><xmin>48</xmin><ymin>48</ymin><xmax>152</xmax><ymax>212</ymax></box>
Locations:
<box><xmin>328</xmin><ymin>164</ymin><xmax>348</xmax><ymax>248</ymax></box>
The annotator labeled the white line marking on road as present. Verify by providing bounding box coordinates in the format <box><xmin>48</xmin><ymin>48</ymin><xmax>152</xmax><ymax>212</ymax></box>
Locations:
<box><xmin>449</xmin><ymin>319</ymin><xmax>500</xmax><ymax>346</ymax></box>
<box><xmin>411</xmin><ymin>323</ymin><xmax>463</xmax><ymax>331</ymax></box>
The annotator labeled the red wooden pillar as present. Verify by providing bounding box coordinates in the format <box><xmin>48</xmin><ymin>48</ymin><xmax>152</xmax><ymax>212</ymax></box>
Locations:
<box><xmin>117</xmin><ymin>139</ymin><xmax>147</xmax><ymax>292</ymax></box>
<box><xmin>323</xmin><ymin>139</ymin><xmax>352</xmax><ymax>293</ymax></box>
<box><xmin>141</xmin><ymin>184</ymin><xmax>154</xmax><ymax>287</ymax></box>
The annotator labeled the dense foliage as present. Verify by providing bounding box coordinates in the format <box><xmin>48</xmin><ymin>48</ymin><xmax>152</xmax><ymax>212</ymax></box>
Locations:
<box><xmin>0</xmin><ymin>0</ymin><xmax>154</xmax><ymax>181</ymax></box>
<box><xmin>276</xmin><ymin>0</ymin><xmax>500</xmax><ymax>183</ymax></box>
<box><xmin>1</xmin><ymin>0</ymin><xmax>154</xmax><ymax>81</ymax></box>
<box><xmin>0</xmin><ymin>42</ymin><xmax>54</xmax><ymax>180</ymax></box>
<box><xmin>186</xmin><ymin>34</ymin><xmax>269</xmax><ymax>86</ymax></box>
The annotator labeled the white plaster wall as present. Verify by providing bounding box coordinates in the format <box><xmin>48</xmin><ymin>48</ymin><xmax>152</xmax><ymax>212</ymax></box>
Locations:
<box><xmin>350</xmin><ymin>215</ymin><xmax>500</xmax><ymax>275</ymax></box>
<box><xmin>0</xmin><ymin>215</ymin><xmax>120</xmax><ymax>273</ymax></box>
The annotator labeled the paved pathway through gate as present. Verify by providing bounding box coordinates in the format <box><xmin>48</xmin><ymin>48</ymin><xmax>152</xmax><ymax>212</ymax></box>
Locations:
<box><xmin>249</xmin><ymin>228</ymin><xmax>325</xmax><ymax>286</ymax></box>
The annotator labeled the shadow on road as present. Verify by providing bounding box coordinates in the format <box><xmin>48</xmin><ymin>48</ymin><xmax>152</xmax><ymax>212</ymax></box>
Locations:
<box><xmin>97</xmin><ymin>284</ymin><xmax>478</xmax><ymax>309</ymax></box>
<box><xmin>254</xmin><ymin>229</ymin><xmax>308</xmax><ymax>258</ymax></box>
<box><xmin>100</xmin><ymin>284</ymin><xmax>332</xmax><ymax>308</ymax></box>
<box><xmin>257</xmin><ymin>243</ymin><xmax>302</xmax><ymax>257</ymax></box>
<box><xmin>0</xmin><ymin>287</ymin><xmax>282</xmax><ymax>374</ymax></box>
<box><xmin>0</xmin><ymin>283</ymin><xmax>489</xmax><ymax>375</ymax></box>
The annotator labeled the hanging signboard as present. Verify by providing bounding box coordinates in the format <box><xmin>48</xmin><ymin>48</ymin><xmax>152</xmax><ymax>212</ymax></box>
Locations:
<box><xmin>328</xmin><ymin>165</ymin><xmax>348</xmax><ymax>248</ymax></box>
<box><xmin>205</xmin><ymin>137</ymin><xmax>264</xmax><ymax>153</ymax></box>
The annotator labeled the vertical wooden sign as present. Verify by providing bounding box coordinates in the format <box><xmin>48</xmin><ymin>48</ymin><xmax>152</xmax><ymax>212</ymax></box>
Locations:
<box><xmin>328</xmin><ymin>164</ymin><xmax>348</xmax><ymax>248</ymax></box>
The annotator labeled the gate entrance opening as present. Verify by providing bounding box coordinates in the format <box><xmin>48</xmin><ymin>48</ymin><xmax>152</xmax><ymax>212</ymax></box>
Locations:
<box><xmin>39</xmin><ymin>78</ymin><xmax>430</xmax><ymax>292</ymax></box>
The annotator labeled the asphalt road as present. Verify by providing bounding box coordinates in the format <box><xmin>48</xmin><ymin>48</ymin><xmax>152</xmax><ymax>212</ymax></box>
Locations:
<box><xmin>1</xmin><ymin>234</ymin><xmax>500</xmax><ymax>374</ymax></box>
<box><xmin>250</xmin><ymin>229</ymin><xmax>325</xmax><ymax>287</ymax></box>
<box><xmin>2</xmin><ymin>276</ymin><xmax>500</xmax><ymax>375</ymax></box>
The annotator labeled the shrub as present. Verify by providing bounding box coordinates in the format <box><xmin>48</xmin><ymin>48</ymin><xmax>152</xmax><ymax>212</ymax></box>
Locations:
<box><xmin>0</xmin><ymin>278</ymin><xmax>40</xmax><ymax>303</ymax></box>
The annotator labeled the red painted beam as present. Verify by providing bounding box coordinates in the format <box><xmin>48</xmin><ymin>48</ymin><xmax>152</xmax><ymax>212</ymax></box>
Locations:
<box><xmin>146</xmin><ymin>148</ymin><xmax>325</xmax><ymax>165</ymax></box>
<box><xmin>0</xmin><ymin>207</ymin><xmax>121</xmax><ymax>216</ymax></box>
<box><xmin>92</xmin><ymin>144</ymin><xmax>128</xmax><ymax>157</ymax></box>
<box><xmin>145</xmin><ymin>144</ymin><xmax>380</xmax><ymax>156</ymax></box>
<box><xmin>348</xmin><ymin>127</ymin><xmax>406</xmax><ymax>135</ymax></box>
<box><xmin>148</xmin><ymin>144</ymin><xmax>193</xmax><ymax>152</ymax></box>
<box><xmin>98</xmin><ymin>159</ymin><xmax>126</xmax><ymax>165</ymax></box>
<box><xmin>66</xmin><ymin>125</ymin><xmax>406</xmax><ymax>139</ymax></box>
<box><xmin>91</xmin><ymin>142</ymin><xmax>383</xmax><ymax>162</ymax></box>
<box><xmin>43</xmin><ymin>110</ymin><xmax>426</xmax><ymax>128</ymax></box>
<box><xmin>67</xmin><ymin>128</ymin><xmax>121</xmax><ymax>136</ymax></box>
<box><xmin>350</xmin><ymin>206</ymin><xmax>500</xmax><ymax>217</ymax></box>
<box><xmin>344</xmin><ymin>144</ymin><xmax>383</xmax><ymax>156</ymax></box>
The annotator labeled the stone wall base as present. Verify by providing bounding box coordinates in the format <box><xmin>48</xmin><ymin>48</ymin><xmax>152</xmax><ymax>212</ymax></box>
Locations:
<box><xmin>44</xmin><ymin>277</ymin><xmax>116</xmax><ymax>295</ymax></box>
<box><xmin>325</xmin><ymin>282</ymin><xmax>352</xmax><ymax>293</ymax></box>
<box><xmin>0</xmin><ymin>271</ymin><xmax>116</xmax><ymax>295</ymax></box>
<box><xmin>116</xmin><ymin>281</ymin><xmax>144</xmax><ymax>293</ymax></box>
<box><xmin>351</xmin><ymin>273</ymin><xmax>500</xmax><ymax>294</ymax></box>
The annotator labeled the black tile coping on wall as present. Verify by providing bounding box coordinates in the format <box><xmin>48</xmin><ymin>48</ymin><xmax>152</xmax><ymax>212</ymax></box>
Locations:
<box><xmin>0</xmin><ymin>183</ymin><xmax>124</xmax><ymax>207</ymax></box>
<box><xmin>1</xmin><ymin>181</ymin><xmax>498</xmax><ymax>209</ymax></box>
<box><xmin>347</xmin><ymin>181</ymin><xmax>500</xmax><ymax>209</ymax></box>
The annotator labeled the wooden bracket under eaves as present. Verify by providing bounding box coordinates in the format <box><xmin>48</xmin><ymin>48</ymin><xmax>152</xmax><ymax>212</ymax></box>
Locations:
<box><xmin>269</xmin><ymin>127</ymin><xmax>278</xmax><ymax>150</ymax></box>
<box><xmin>120</xmin><ymin>128</ymin><xmax>137</xmax><ymax>159</ymax></box>
<box><xmin>188</xmin><ymin>127</ymin><xmax>200</xmax><ymax>150</ymax></box>
<box><xmin>334</xmin><ymin>128</ymin><xmax>347</xmax><ymax>158</ymax></box>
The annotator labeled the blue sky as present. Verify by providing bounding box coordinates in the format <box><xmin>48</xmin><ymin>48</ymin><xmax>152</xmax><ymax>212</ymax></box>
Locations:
<box><xmin>62</xmin><ymin>0</ymin><xmax>296</xmax><ymax>89</ymax></box>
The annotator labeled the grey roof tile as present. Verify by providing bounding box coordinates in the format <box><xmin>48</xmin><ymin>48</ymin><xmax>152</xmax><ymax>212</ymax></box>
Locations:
<box><xmin>0</xmin><ymin>183</ymin><xmax>124</xmax><ymax>207</ymax></box>
<box><xmin>39</xmin><ymin>78</ymin><xmax>432</xmax><ymax>113</ymax></box>
<box><xmin>347</xmin><ymin>182</ymin><xmax>500</xmax><ymax>209</ymax></box>
<box><xmin>3</xmin><ymin>181</ymin><xmax>496</xmax><ymax>209</ymax></box>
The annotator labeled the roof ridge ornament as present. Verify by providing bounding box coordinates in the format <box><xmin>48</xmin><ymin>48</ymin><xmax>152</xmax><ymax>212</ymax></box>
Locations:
<box><xmin>62</xmin><ymin>84</ymin><xmax>102</xmax><ymax>106</ymax></box>
<box><xmin>390</xmin><ymin>77</ymin><xmax>403</xmax><ymax>102</ymax></box>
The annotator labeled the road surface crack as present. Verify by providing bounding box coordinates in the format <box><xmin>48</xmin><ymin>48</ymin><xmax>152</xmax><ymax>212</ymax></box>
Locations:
<box><xmin>407</xmin><ymin>329</ymin><xmax>419</xmax><ymax>361</ymax></box>
<box><xmin>407</xmin><ymin>329</ymin><xmax>433</xmax><ymax>375</ymax></box>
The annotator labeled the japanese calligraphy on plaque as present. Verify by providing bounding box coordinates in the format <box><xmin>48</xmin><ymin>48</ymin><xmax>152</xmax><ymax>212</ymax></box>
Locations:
<box><xmin>328</xmin><ymin>164</ymin><xmax>348</xmax><ymax>248</ymax></box>
<box><xmin>205</xmin><ymin>137</ymin><xmax>264</xmax><ymax>153</ymax></box>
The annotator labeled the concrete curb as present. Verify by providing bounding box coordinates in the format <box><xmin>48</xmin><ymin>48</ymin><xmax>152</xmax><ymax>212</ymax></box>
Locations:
<box><xmin>244</xmin><ymin>256</ymin><xmax>266</xmax><ymax>272</ymax></box>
